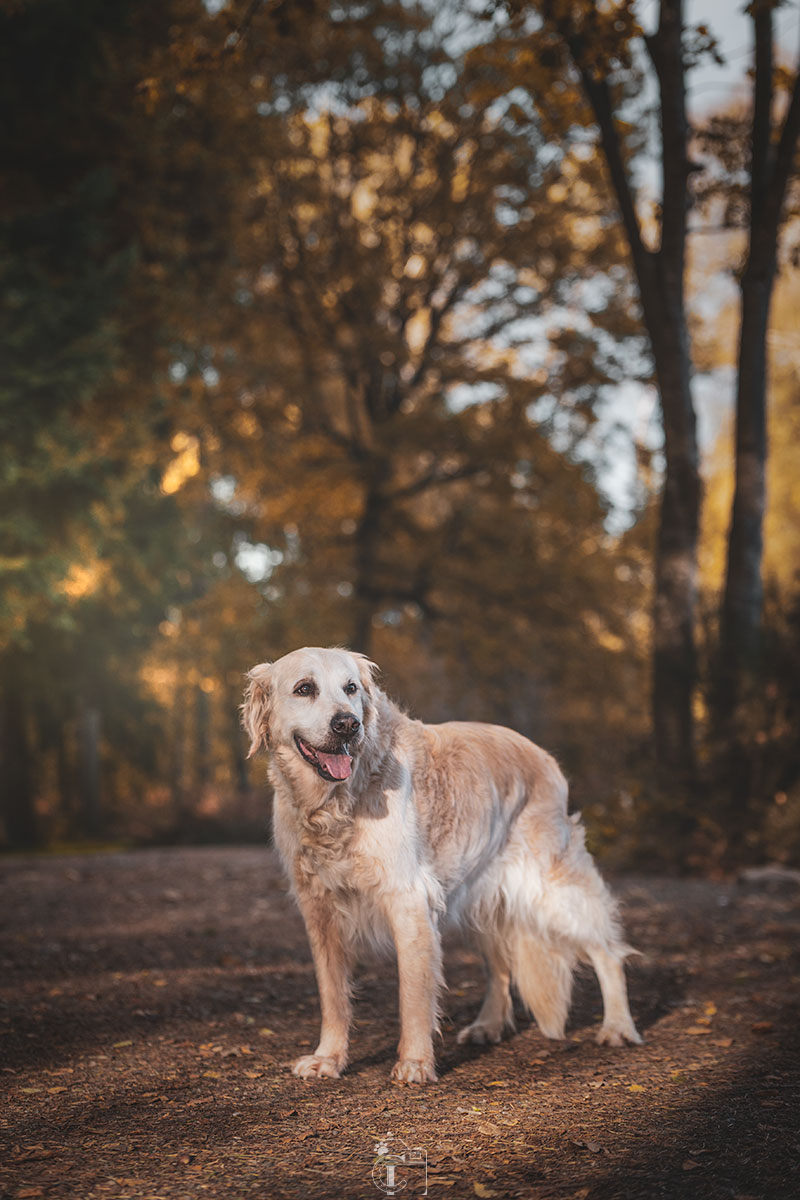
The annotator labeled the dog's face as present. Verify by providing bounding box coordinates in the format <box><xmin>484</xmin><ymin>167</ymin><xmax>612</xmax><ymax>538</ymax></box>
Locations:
<box><xmin>242</xmin><ymin>647</ymin><xmax>375</xmax><ymax>784</ymax></box>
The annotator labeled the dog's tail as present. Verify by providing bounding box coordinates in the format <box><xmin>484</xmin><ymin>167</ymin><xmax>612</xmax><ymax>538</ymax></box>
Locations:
<box><xmin>509</xmin><ymin>928</ymin><xmax>575</xmax><ymax>1039</ymax></box>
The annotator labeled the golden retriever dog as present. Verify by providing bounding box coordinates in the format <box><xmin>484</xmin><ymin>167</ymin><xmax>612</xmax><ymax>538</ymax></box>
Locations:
<box><xmin>242</xmin><ymin>646</ymin><xmax>641</xmax><ymax>1084</ymax></box>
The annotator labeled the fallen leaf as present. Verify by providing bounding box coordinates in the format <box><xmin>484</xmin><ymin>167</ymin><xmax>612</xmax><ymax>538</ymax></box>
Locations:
<box><xmin>477</xmin><ymin>1122</ymin><xmax>502</xmax><ymax>1136</ymax></box>
<box><xmin>473</xmin><ymin>1184</ymin><xmax>497</xmax><ymax>1198</ymax></box>
<box><xmin>628</xmin><ymin>1083</ymin><xmax>645</xmax><ymax>1092</ymax></box>
<box><xmin>112</xmin><ymin>1040</ymin><xmax>133</xmax><ymax>1048</ymax></box>
<box><xmin>682</xmin><ymin>1159</ymin><xmax>701</xmax><ymax>1170</ymax></box>
<box><xmin>751</xmin><ymin>1021</ymin><xmax>773</xmax><ymax>1034</ymax></box>
<box><xmin>711</xmin><ymin>1037</ymin><xmax>733</xmax><ymax>1048</ymax></box>
<box><xmin>686</xmin><ymin>1026</ymin><xmax>712</xmax><ymax>1036</ymax></box>
<box><xmin>704</xmin><ymin>1002</ymin><xmax>717</xmax><ymax>1016</ymax></box>
<box><xmin>487</xmin><ymin>1080</ymin><xmax>507</xmax><ymax>1087</ymax></box>
<box><xmin>258</xmin><ymin>1028</ymin><xmax>275</xmax><ymax>1037</ymax></box>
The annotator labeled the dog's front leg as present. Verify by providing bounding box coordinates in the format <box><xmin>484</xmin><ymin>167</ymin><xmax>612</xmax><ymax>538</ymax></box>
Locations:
<box><xmin>291</xmin><ymin>890</ymin><xmax>352</xmax><ymax>1080</ymax></box>
<box><xmin>387</xmin><ymin>893</ymin><xmax>441</xmax><ymax>1084</ymax></box>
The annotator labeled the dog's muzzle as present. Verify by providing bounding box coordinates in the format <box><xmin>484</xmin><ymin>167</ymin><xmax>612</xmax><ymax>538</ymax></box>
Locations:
<box><xmin>294</xmin><ymin>734</ymin><xmax>354</xmax><ymax>782</ymax></box>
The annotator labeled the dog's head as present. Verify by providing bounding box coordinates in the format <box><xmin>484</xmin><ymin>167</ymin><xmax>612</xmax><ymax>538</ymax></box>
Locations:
<box><xmin>241</xmin><ymin>646</ymin><xmax>376</xmax><ymax>784</ymax></box>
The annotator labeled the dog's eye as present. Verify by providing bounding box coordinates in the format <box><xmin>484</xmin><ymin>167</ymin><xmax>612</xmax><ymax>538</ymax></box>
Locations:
<box><xmin>344</xmin><ymin>681</ymin><xmax>357</xmax><ymax>695</ymax></box>
<box><xmin>294</xmin><ymin>681</ymin><xmax>314</xmax><ymax>697</ymax></box>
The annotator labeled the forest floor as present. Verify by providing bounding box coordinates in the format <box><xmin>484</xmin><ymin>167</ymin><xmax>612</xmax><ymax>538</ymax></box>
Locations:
<box><xmin>1</xmin><ymin>846</ymin><xmax>798</xmax><ymax>1200</ymax></box>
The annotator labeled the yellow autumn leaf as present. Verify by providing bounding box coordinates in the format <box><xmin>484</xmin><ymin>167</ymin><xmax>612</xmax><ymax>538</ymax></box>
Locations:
<box><xmin>474</xmin><ymin>1184</ymin><xmax>498</xmax><ymax>1198</ymax></box>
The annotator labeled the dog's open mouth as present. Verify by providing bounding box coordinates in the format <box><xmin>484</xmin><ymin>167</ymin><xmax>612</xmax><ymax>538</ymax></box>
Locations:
<box><xmin>294</xmin><ymin>735</ymin><xmax>353</xmax><ymax>782</ymax></box>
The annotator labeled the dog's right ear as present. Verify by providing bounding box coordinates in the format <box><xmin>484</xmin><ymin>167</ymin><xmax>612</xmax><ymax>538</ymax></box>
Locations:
<box><xmin>241</xmin><ymin>662</ymin><xmax>273</xmax><ymax>757</ymax></box>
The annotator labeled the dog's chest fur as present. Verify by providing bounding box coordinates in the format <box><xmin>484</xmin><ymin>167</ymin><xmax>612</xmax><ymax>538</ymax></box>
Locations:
<box><xmin>271</xmin><ymin>772</ymin><xmax>408</xmax><ymax>902</ymax></box>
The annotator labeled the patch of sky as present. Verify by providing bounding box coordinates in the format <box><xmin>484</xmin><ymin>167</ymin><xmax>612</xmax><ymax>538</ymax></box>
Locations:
<box><xmin>446</xmin><ymin>381</ymin><xmax>503</xmax><ymax>412</ymax></box>
<box><xmin>234</xmin><ymin>537</ymin><xmax>284</xmax><ymax>584</ymax></box>
<box><xmin>211</xmin><ymin>475</ymin><xmax>236</xmax><ymax>504</ymax></box>
<box><xmin>210</xmin><ymin>475</ymin><xmax>248</xmax><ymax>517</ymax></box>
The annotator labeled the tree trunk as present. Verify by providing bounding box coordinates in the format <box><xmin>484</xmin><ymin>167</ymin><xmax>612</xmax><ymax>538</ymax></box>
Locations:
<box><xmin>720</xmin><ymin>270</ymin><xmax>771</xmax><ymax>699</ymax></box>
<box><xmin>171</xmin><ymin>684</ymin><xmax>187</xmax><ymax>822</ymax></box>
<box><xmin>351</xmin><ymin>477</ymin><xmax>386</xmax><ymax>655</ymax></box>
<box><xmin>555</xmin><ymin>0</ymin><xmax>700</xmax><ymax>790</ymax></box>
<box><xmin>718</xmin><ymin>0</ymin><xmax>799</xmax><ymax>715</ymax></box>
<box><xmin>78</xmin><ymin>703</ymin><xmax>102</xmax><ymax>837</ymax></box>
<box><xmin>644</xmin><ymin>281</ymin><xmax>700</xmax><ymax>788</ymax></box>
<box><xmin>229</xmin><ymin>687</ymin><xmax>249</xmax><ymax>795</ymax></box>
<box><xmin>55</xmin><ymin>716</ymin><xmax>76</xmax><ymax>831</ymax></box>
<box><xmin>714</xmin><ymin>7</ymin><xmax>800</xmax><ymax>847</ymax></box>
<box><xmin>194</xmin><ymin>684</ymin><xmax>210</xmax><ymax>795</ymax></box>
<box><xmin>0</xmin><ymin>654</ymin><xmax>39</xmax><ymax>848</ymax></box>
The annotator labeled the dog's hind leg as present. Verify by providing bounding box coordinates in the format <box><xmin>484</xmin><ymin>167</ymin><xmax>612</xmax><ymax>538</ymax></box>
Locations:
<box><xmin>457</xmin><ymin>933</ymin><xmax>515</xmax><ymax>1045</ymax></box>
<box><xmin>535</xmin><ymin>878</ymin><xmax>642</xmax><ymax>1046</ymax></box>
<box><xmin>534</xmin><ymin>853</ymin><xmax>642</xmax><ymax>1046</ymax></box>
<box><xmin>509</xmin><ymin>928</ymin><xmax>575</xmax><ymax>1040</ymax></box>
<box><xmin>587</xmin><ymin>944</ymin><xmax>642</xmax><ymax>1046</ymax></box>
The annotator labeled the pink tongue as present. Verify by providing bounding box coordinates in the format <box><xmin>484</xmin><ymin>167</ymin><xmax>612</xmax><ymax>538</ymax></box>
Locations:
<box><xmin>316</xmin><ymin>751</ymin><xmax>353</xmax><ymax>780</ymax></box>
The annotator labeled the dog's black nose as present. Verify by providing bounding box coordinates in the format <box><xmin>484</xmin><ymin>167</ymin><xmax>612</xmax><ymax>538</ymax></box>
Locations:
<box><xmin>331</xmin><ymin>712</ymin><xmax>360</xmax><ymax>738</ymax></box>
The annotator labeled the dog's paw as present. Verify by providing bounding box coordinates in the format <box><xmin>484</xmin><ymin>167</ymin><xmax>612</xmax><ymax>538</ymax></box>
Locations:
<box><xmin>456</xmin><ymin>1021</ymin><xmax>503</xmax><ymax>1046</ymax></box>
<box><xmin>390</xmin><ymin>1058</ymin><xmax>437</xmax><ymax>1084</ymax></box>
<box><xmin>291</xmin><ymin>1054</ymin><xmax>343</xmax><ymax>1079</ymax></box>
<box><xmin>596</xmin><ymin>1023</ymin><xmax>643</xmax><ymax>1048</ymax></box>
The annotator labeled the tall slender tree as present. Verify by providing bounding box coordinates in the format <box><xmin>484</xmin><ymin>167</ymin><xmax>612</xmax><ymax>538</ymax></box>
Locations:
<box><xmin>719</xmin><ymin>1</ymin><xmax>800</xmax><ymax>707</ymax></box>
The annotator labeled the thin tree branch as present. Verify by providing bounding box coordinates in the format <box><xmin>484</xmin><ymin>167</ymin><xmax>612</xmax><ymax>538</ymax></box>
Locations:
<box><xmin>572</xmin><ymin>56</ymin><xmax>649</xmax><ymax>274</ymax></box>
<box><xmin>387</xmin><ymin>464</ymin><xmax>479</xmax><ymax>502</ymax></box>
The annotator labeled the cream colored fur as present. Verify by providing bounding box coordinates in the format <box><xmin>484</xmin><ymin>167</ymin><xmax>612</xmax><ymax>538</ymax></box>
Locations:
<box><xmin>242</xmin><ymin>646</ymin><xmax>641</xmax><ymax>1084</ymax></box>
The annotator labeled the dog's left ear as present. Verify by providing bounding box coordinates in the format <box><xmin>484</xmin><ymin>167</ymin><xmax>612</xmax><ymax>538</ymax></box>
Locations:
<box><xmin>352</xmin><ymin>653</ymin><xmax>378</xmax><ymax>726</ymax></box>
<box><xmin>241</xmin><ymin>662</ymin><xmax>273</xmax><ymax>757</ymax></box>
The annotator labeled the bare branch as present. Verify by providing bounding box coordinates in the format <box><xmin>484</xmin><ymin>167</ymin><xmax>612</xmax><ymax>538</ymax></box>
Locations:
<box><xmin>387</xmin><ymin>464</ymin><xmax>479</xmax><ymax>502</ymax></box>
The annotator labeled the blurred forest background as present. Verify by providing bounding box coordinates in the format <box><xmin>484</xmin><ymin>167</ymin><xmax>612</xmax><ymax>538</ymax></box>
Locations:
<box><xmin>2</xmin><ymin>0</ymin><xmax>799</xmax><ymax>869</ymax></box>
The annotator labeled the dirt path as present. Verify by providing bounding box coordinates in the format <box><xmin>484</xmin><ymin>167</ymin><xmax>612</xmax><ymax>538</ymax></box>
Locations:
<box><xmin>1</xmin><ymin>847</ymin><xmax>798</xmax><ymax>1200</ymax></box>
